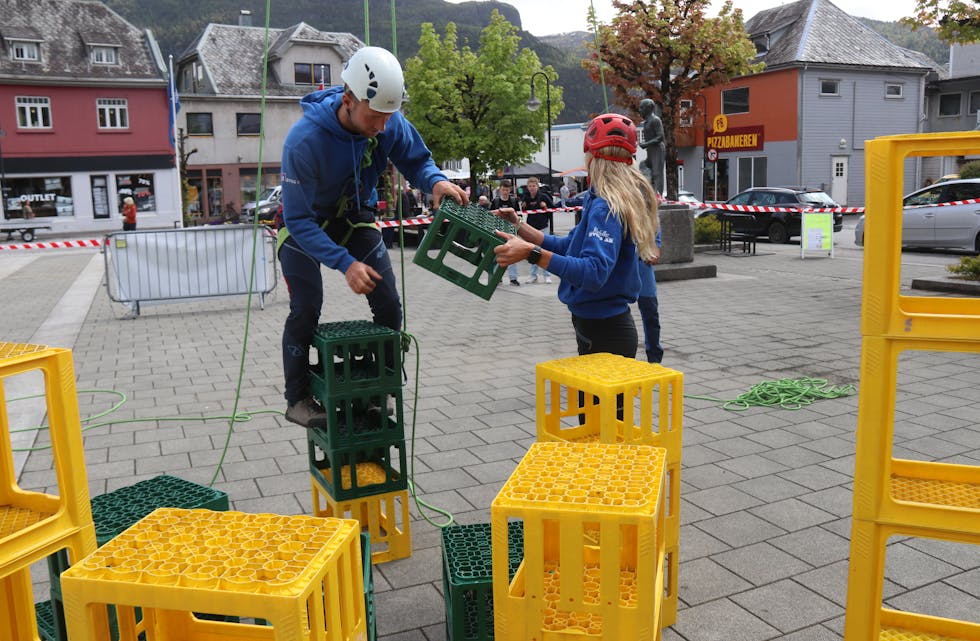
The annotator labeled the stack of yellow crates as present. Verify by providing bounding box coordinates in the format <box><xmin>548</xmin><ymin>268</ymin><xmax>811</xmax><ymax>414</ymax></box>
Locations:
<box><xmin>844</xmin><ymin>132</ymin><xmax>980</xmax><ymax>641</ymax></box>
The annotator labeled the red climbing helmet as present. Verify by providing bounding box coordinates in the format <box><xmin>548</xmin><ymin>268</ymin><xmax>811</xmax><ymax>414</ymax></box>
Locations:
<box><xmin>583</xmin><ymin>113</ymin><xmax>637</xmax><ymax>162</ymax></box>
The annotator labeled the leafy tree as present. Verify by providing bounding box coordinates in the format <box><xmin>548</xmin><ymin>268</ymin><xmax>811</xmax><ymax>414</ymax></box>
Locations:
<box><xmin>403</xmin><ymin>10</ymin><xmax>564</xmax><ymax>191</ymax></box>
<box><xmin>584</xmin><ymin>0</ymin><xmax>763</xmax><ymax>199</ymax></box>
<box><xmin>903</xmin><ymin>0</ymin><xmax>980</xmax><ymax>43</ymax></box>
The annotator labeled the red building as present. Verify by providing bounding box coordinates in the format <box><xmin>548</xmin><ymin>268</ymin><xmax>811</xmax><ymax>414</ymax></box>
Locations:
<box><xmin>0</xmin><ymin>0</ymin><xmax>181</xmax><ymax>233</ymax></box>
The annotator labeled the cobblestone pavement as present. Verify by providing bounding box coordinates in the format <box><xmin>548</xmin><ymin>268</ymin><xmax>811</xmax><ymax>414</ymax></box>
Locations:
<box><xmin>4</xmin><ymin>224</ymin><xmax>977</xmax><ymax>641</ymax></box>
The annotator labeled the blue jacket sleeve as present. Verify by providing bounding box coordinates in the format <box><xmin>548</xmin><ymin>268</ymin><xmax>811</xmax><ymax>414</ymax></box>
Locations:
<box><xmin>542</xmin><ymin>207</ymin><xmax>623</xmax><ymax>292</ymax></box>
<box><xmin>385</xmin><ymin>116</ymin><xmax>447</xmax><ymax>194</ymax></box>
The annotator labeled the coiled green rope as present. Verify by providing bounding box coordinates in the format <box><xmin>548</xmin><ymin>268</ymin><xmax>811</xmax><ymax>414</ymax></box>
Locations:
<box><xmin>686</xmin><ymin>377</ymin><xmax>856</xmax><ymax>411</ymax></box>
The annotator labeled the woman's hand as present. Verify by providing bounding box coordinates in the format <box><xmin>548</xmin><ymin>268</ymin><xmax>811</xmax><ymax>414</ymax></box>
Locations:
<box><xmin>492</xmin><ymin>231</ymin><xmax>533</xmax><ymax>267</ymax></box>
<box><xmin>490</xmin><ymin>207</ymin><xmax>519</xmax><ymax>225</ymax></box>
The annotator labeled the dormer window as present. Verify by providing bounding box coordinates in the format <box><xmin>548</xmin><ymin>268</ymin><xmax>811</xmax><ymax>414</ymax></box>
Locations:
<box><xmin>11</xmin><ymin>40</ymin><xmax>40</xmax><ymax>62</ymax></box>
<box><xmin>752</xmin><ymin>33</ymin><xmax>770</xmax><ymax>55</ymax></box>
<box><xmin>90</xmin><ymin>46</ymin><xmax>118</xmax><ymax>65</ymax></box>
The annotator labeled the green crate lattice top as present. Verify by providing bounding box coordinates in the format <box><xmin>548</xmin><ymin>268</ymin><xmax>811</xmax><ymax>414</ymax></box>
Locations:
<box><xmin>313</xmin><ymin>320</ymin><xmax>401</xmax><ymax>341</ymax></box>
<box><xmin>443</xmin><ymin>521</ymin><xmax>524</xmax><ymax>583</ymax></box>
<box><xmin>438</xmin><ymin>201</ymin><xmax>519</xmax><ymax>237</ymax></box>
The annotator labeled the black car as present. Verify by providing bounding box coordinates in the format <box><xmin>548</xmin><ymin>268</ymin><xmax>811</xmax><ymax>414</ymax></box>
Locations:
<box><xmin>708</xmin><ymin>187</ymin><xmax>843</xmax><ymax>243</ymax></box>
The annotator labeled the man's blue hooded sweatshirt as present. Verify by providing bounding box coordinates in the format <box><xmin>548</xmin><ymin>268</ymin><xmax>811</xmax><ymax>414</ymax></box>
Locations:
<box><xmin>280</xmin><ymin>86</ymin><xmax>447</xmax><ymax>273</ymax></box>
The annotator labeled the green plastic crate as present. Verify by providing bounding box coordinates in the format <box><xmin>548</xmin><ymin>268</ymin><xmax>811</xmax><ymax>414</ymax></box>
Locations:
<box><xmin>308</xmin><ymin>430</ymin><xmax>407</xmax><ymax>501</ymax></box>
<box><xmin>441</xmin><ymin>521</ymin><xmax>524</xmax><ymax>641</ymax></box>
<box><xmin>413</xmin><ymin>201</ymin><xmax>518</xmax><ymax>301</ymax></box>
<box><xmin>35</xmin><ymin>599</ymin><xmax>59</xmax><ymax>641</ymax></box>
<box><xmin>311</xmin><ymin>320</ymin><xmax>402</xmax><ymax>398</ymax></box>
<box><xmin>309</xmin><ymin>386</ymin><xmax>405</xmax><ymax>451</ymax></box>
<box><xmin>362</xmin><ymin>531</ymin><xmax>376</xmax><ymax>641</ymax></box>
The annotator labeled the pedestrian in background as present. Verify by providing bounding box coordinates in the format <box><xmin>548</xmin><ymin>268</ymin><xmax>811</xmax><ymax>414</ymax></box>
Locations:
<box><xmin>490</xmin><ymin>179</ymin><xmax>522</xmax><ymax>286</ymax></box>
<box><xmin>491</xmin><ymin>113</ymin><xmax>659</xmax><ymax>357</ymax></box>
<box><xmin>122</xmin><ymin>197</ymin><xmax>137</xmax><ymax>231</ymax></box>
<box><xmin>520</xmin><ymin>176</ymin><xmax>554</xmax><ymax>283</ymax></box>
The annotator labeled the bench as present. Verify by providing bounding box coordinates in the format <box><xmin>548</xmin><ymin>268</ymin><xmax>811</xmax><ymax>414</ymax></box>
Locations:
<box><xmin>718</xmin><ymin>214</ymin><xmax>757</xmax><ymax>255</ymax></box>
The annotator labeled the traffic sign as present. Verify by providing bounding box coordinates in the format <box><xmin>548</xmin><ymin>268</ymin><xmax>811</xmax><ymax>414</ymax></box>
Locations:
<box><xmin>706</xmin><ymin>147</ymin><xmax>718</xmax><ymax>163</ymax></box>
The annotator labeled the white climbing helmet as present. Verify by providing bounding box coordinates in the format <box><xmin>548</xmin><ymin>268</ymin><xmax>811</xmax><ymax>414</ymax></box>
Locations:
<box><xmin>341</xmin><ymin>46</ymin><xmax>406</xmax><ymax>113</ymax></box>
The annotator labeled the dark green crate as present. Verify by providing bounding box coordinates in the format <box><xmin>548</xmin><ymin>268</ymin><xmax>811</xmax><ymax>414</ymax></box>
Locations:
<box><xmin>441</xmin><ymin>522</ymin><xmax>524</xmax><ymax>641</ymax></box>
<box><xmin>308</xmin><ymin>431</ymin><xmax>407</xmax><ymax>501</ymax></box>
<box><xmin>35</xmin><ymin>599</ymin><xmax>60</xmax><ymax>641</ymax></box>
<box><xmin>311</xmin><ymin>320</ymin><xmax>402</xmax><ymax>397</ymax></box>
<box><xmin>308</xmin><ymin>386</ymin><xmax>405</xmax><ymax>450</ymax></box>
<box><xmin>412</xmin><ymin>201</ymin><xmax>518</xmax><ymax>301</ymax></box>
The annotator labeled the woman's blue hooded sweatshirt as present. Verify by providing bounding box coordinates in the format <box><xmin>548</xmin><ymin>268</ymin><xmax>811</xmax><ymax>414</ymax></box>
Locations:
<box><xmin>280</xmin><ymin>86</ymin><xmax>447</xmax><ymax>273</ymax></box>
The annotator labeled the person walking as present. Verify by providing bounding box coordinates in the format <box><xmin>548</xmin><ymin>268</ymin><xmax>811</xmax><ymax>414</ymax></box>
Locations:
<box><xmin>520</xmin><ymin>176</ymin><xmax>554</xmax><ymax>283</ymax></box>
<box><xmin>121</xmin><ymin>197</ymin><xmax>137</xmax><ymax>231</ymax></box>
<box><xmin>277</xmin><ymin>46</ymin><xmax>467</xmax><ymax>428</ymax></box>
<box><xmin>491</xmin><ymin>113</ymin><xmax>659</xmax><ymax>357</ymax></box>
<box><xmin>490</xmin><ymin>179</ymin><xmax>522</xmax><ymax>286</ymax></box>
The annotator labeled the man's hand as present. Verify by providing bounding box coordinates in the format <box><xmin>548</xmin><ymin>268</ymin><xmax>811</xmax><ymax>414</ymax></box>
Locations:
<box><xmin>432</xmin><ymin>180</ymin><xmax>469</xmax><ymax>209</ymax></box>
<box><xmin>345</xmin><ymin>261</ymin><xmax>382</xmax><ymax>294</ymax></box>
<box><xmin>492</xmin><ymin>231</ymin><xmax>533</xmax><ymax>267</ymax></box>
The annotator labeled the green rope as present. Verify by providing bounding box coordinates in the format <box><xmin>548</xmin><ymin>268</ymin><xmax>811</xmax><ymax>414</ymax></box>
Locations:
<box><xmin>589</xmin><ymin>0</ymin><xmax>609</xmax><ymax>111</ymax></box>
<box><xmin>685</xmin><ymin>377</ymin><xmax>856</xmax><ymax>411</ymax></box>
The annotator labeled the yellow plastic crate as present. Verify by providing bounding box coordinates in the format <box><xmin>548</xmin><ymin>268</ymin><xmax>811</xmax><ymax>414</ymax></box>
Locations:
<box><xmin>311</xmin><ymin>477</ymin><xmax>411</xmax><ymax>565</ymax></box>
<box><xmin>60</xmin><ymin>508</ymin><xmax>366</xmax><ymax>641</ymax></box>
<box><xmin>862</xmin><ymin>132</ymin><xmax>980</xmax><ymax>341</ymax></box>
<box><xmin>851</xmin><ymin>337</ymin><xmax>980</xmax><ymax>534</ymax></box>
<box><xmin>2</xmin><ymin>567</ymin><xmax>42</xmax><ymax>641</ymax></box>
<box><xmin>844</xmin><ymin>519</ymin><xmax>980</xmax><ymax>641</ymax></box>
<box><xmin>535</xmin><ymin>353</ymin><xmax>682</xmax><ymax>626</ymax></box>
<box><xmin>0</xmin><ymin>343</ymin><xmax>96</xmax><ymax>577</ymax></box>
<box><xmin>491</xmin><ymin>442</ymin><xmax>666</xmax><ymax>641</ymax></box>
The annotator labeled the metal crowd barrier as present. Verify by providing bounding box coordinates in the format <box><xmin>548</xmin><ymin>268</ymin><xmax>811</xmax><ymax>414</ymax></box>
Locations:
<box><xmin>103</xmin><ymin>225</ymin><xmax>278</xmax><ymax>317</ymax></box>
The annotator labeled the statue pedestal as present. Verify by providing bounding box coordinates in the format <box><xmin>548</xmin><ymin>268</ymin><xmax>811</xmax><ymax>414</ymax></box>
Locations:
<box><xmin>655</xmin><ymin>204</ymin><xmax>717</xmax><ymax>282</ymax></box>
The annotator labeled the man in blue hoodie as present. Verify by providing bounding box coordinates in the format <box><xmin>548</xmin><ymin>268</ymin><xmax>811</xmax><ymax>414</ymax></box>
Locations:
<box><xmin>279</xmin><ymin>46</ymin><xmax>467</xmax><ymax>428</ymax></box>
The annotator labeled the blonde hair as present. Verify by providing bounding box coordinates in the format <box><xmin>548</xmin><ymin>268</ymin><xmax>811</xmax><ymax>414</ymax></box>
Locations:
<box><xmin>123</xmin><ymin>196</ymin><xmax>135</xmax><ymax>206</ymax></box>
<box><xmin>586</xmin><ymin>147</ymin><xmax>660</xmax><ymax>261</ymax></box>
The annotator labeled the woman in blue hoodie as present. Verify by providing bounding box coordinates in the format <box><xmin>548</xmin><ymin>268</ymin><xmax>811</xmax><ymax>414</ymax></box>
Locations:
<box><xmin>492</xmin><ymin>113</ymin><xmax>660</xmax><ymax>357</ymax></box>
<box><xmin>278</xmin><ymin>46</ymin><xmax>467</xmax><ymax>428</ymax></box>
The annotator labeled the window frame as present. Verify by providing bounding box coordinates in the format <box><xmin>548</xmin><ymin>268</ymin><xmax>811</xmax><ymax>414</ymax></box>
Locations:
<box><xmin>96</xmin><ymin>98</ymin><xmax>129</xmax><ymax>129</ymax></box>
<box><xmin>236</xmin><ymin>112</ymin><xmax>262</xmax><ymax>136</ymax></box>
<box><xmin>969</xmin><ymin>90</ymin><xmax>980</xmax><ymax>115</ymax></box>
<box><xmin>294</xmin><ymin>62</ymin><xmax>330</xmax><ymax>86</ymax></box>
<box><xmin>11</xmin><ymin>40</ymin><xmax>40</xmax><ymax>62</ymax></box>
<box><xmin>186</xmin><ymin>112</ymin><xmax>214</xmax><ymax>136</ymax></box>
<box><xmin>15</xmin><ymin>96</ymin><xmax>52</xmax><ymax>129</ymax></box>
<box><xmin>819</xmin><ymin>79</ymin><xmax>840</xmax><ymax>97</ymax></box>
<box><xmin>679</xmin><ymin>98</ymin><xmax>693</xmax><ymax>127</ymax></box>
<box><xmin>885</xmin><ymin>83</ymin><xmax>904</xmax><ymax>99</ymax></box>
<box><xmin>721</xmin><ymin>87</ymin><xmax>749</xmax><ymax>115</ymax></box>
<box><xmin>938</xmin><ymin>92</ymin><xmax>962</xmax><ymax>117</ymax></box>
<box><xmin>90</xmin><ymin>46</ymin><xmax>118</xmax><ymax>65</ymax></box>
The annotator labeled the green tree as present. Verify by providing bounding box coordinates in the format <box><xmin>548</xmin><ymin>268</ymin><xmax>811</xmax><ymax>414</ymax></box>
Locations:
<box><xmin>403</xmin><ymin>10</ymin><xmax>564</xmax><ymax>191</ymax></box>
<box><xmin>904</xmin><ymin>0</ymin><xmax>980</xmax><ymax>43</ymax></box>
<box><xmin>584</xmin><ymin>0</ymin><xmax>763</xmax><ymax>199</ymax></box>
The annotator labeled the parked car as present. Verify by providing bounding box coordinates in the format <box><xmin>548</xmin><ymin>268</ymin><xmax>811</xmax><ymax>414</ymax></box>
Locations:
<box><xmin>241</xmin><ymin>185</ymin><xmax>281</xmax><ymax>224</ymax></box>
<box><xmin>854</xmin><ymin>178</ymin><xmax>980</xmax><ymax>253</ymax></box>
<box><xmin>704</xmin><ymin>186</ymin><xmax>843</xmax><ymax>243</ymax></box>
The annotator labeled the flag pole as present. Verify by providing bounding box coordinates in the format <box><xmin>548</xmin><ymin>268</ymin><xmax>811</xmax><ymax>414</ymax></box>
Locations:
<box><xmin>168</xmin><ymin>54</ymin><xmax>182</xmax><ymax>226</ymax></box>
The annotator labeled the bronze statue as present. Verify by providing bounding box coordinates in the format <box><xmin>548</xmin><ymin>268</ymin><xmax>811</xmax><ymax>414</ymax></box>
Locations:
<box><xmin>639</xmin><ymin>98</ymin><xmax>665</xmax><ymax>194</ymax></box>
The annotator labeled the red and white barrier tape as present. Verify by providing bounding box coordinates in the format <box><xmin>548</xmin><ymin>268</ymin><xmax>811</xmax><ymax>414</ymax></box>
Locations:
<box><xmin>0</xmin><ymin>239</ymin><xmax>105</xmax><ymax>251</ymax></box>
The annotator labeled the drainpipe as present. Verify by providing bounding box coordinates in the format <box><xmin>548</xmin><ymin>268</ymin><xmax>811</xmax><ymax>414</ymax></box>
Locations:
<box><xmin>797</xmin><ymin>65</ymin><xmax>806</xmax><ymax>186</ymax></box>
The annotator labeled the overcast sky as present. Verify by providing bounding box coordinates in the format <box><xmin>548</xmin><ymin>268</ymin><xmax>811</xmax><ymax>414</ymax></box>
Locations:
<box><xmin>442</xmin><ymin>0</ymin><xmax>921</xmax><ymax>37</ymax></box>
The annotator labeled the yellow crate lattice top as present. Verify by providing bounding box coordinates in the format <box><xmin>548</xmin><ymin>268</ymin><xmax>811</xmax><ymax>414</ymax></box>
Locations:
<box><xmin>538</xmin><ymin>352</ymin><xmax>680</xmax><ymax>386</ymax></box>
<box><xmin>890</xmin><ymin>475</ymin><xmax>980</xmax><ymax>510</ymax></box>
<box><xmin>880</xmin><ymin>626</ymin><xmax>963</xmax><ymax>641</ymax></box>
<box><xmin>62</xmin><ymin>508</ymin><xmax>358</xmax><ymax>594</ymax></box>
<box><xmin>0</xmin><ymin>504</ymin><xmax>54</xmax><ymax>537</ymax></box>
<box><xmin>496</xmin><ymin>442</ymin><xmax>665</xmax><ymax>511</ymax></box>
<box><xmin>324</xmin><ymin>462</ymin><xmax>388</xmax><ymax>489</ymax></box>
<box><xmin>0</xmin><ymin>342</ymin><xmax>50</xmax><ymax>363</ymax></box>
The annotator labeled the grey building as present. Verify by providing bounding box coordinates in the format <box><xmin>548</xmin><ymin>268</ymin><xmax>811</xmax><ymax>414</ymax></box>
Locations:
<box><xmin>174</xmin><ymin>15</ymin><xmax>361</xmax><ymax>220</ymax></box>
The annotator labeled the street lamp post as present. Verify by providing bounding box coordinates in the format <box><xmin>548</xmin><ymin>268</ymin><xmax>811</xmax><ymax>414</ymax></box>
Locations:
<box><xmin>527</xmin><ymin>71</ymin><xmax>554</xmax><ymax>233</ymax></box>
<box><xmin>694</xmin><ymin>93</ymin><xmax>710</xmax><ymax>202</ymax></box>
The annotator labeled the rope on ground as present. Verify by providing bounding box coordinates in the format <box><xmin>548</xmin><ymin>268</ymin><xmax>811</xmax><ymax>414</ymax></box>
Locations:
<box><xmin>685</xmin><ymin>376</ymin><xmax>856</xmax><ymax>411</ymax></box>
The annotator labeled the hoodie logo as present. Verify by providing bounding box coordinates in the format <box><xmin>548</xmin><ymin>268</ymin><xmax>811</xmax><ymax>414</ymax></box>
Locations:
<box><xmin>588</xmin><ymin>226</ymin><xmax>613</xmax><ymax>244</ymax></box>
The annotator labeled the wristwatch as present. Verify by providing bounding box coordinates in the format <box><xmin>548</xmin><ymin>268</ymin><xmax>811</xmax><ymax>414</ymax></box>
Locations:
<box><xmin>527</xmin><ymin>245</ymin><xmax>542</xmax><ymax>265</ymax></box>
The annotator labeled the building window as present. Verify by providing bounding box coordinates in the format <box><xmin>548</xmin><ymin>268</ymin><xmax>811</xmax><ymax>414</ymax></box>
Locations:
<box><xmin>721</xmin><ymin>87</ymin><xmax>749</xmax><ymax>115</ymax></box>
<box><xmin>819</xmin><ymin>79</ymin><xmax>840</xmax><ymax>96</ymax></box>
<box><xmin>679</xmin><ymin>99</ymin><xmax>693</xmax><ymax>127</ymax></box>
<box><xmin>10</xmin><ymin>40</ymin><xmax>40</xmax><ymax>62</ymax></box>
<box><xmin>236</xmin><ymin>112</ymin><xmax>261</xmax><ymax>135</ymax></box>
<box><xmin>294</xmin><ymin>63</ymin><xmax>330</xmax><ymax>86</ymax></box>
<box><xmin>3</xmin><ymin>176</ymin><xmax>73</xmax><ymax>218</ymax></box>
<box><xmin>939</xmin><ymin>93</ymin><xmax>961</xmax><ymax>117</ymax></box>
<box><xmin>186</xmin><ymin>112</ymin><xmax>214</xmax><ymax>135</ymax></box>
<box><xmin>97</xmin><ymin>98</ymin><xmax>129</xmax><ymax>129</ymax></box>
<box><xmin>90</xmin><ymin>46</ymin><xmax>118</xmax><ymax>64</ymax></box>
<box><xmin>969</xmin><ymin>91</ymin><xmax>980</xmax><ymax>115</ymax></box>
<box><xmin>116</xmin><ymin>174</ymin><xmax>156</xmax><ymax>213</ymax></box>
<box><xmin>16</xmin><ymin>96</ymin><xmax>51</xmax><ymax>129</ymax></box>
<box><xmin>550</xmin><ymin>136</ymin><xmax>559</xmax><ymax>154</ymax></box>
<box><xmin>885</xmin><ymin>83</ymin><xmax>903</xmax><ymax>99</ymax></box>
<box><xmin>737</xmin><ymin>156</ymin><xmax>767</xmax><ymax>192</ymax></box>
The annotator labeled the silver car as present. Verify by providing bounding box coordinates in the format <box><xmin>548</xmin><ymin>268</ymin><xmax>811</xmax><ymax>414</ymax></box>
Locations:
<box><xmin>854</xmin><ymin>178</ymin><xmax>980</xmax><ymax>252</ymax></box>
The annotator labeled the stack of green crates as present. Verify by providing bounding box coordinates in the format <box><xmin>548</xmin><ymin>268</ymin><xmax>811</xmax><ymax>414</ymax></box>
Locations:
<box><xmin>307</xmin><ymin>320</ymin><xmax>408</xmax><ymax>502</ymax></box>
<box><xmin>441</xmin><ymin>521</ymin><xmax>525</xmax><ymax>641</ymax></box>
<box><xmin>413</xmin><ymin>200</ymin><xmax>518</xmax><ymax>301</ymax></box>
<box><xmin>36</xmin><ymin>475</ymin><xmax>229</xmax><ymax>641</ymax></box>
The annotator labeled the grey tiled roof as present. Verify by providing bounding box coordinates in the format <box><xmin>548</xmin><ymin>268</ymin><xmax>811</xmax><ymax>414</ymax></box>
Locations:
<box><xmin>746</xmin><ymin>0</ymin><xmax>935</xmax><ymax>71</ymax></box>
<box><xmin>0</xmin><ymin>0</ymin><xmax>164</xmax><ymax>83</ymax></box>
<box><xmin>181</xmin><ymin>23</ymin><xmax>362</xmax><ymax>97</ymax></box>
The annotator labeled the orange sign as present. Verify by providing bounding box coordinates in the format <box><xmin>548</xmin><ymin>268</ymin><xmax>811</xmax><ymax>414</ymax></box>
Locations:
<box><xmin>706</xmin><ymin>125</ymin><xmax>765</xmax><ymax>152</ymax></box>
